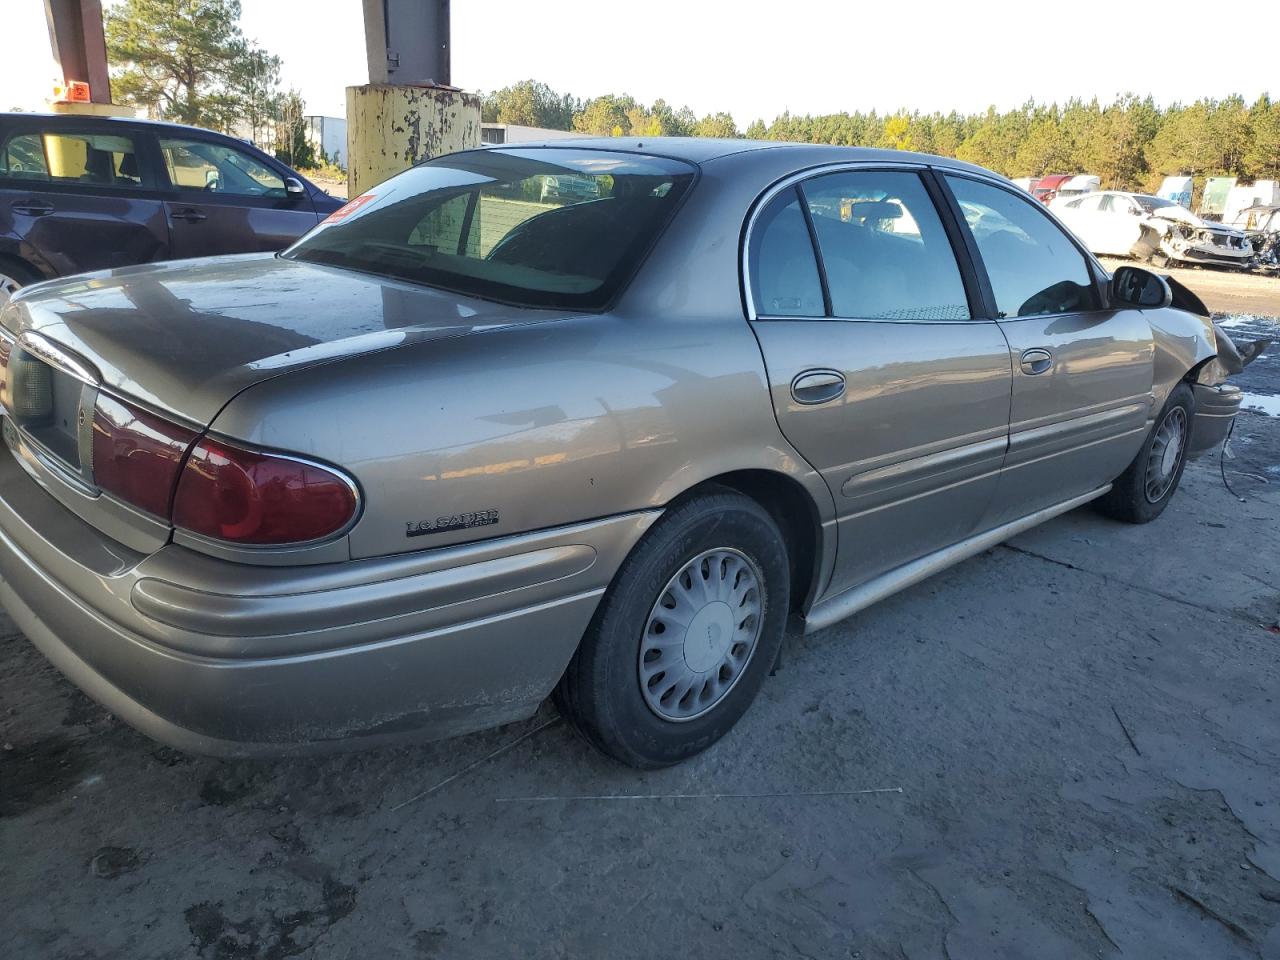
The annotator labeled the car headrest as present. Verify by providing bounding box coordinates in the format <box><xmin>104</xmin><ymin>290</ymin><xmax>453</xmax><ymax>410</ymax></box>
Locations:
<box><xmin>118</xmin><ymin>152</ymin><xmax>139</xmax><ymax>178</ymax></box>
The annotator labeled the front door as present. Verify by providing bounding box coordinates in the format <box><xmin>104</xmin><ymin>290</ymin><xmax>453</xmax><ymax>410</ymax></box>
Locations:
<box><xmin>156</xmin><ymin>135</ymin><xmax>320</xmax><ymax>259</ymax></box>
<box><xmin>747</xmin><ymin>168</ymin><xmax>1013</xmax><ymax>596</ymax></box>
<box><xmin>943</xmin><ymin>175</ymin><xmax>1154</xmax><ymax>527</ymax></box>
<box><xmin>0</xmin><ymin>122</ymin><xmax>169</xmax><ymax>276</ymax></box>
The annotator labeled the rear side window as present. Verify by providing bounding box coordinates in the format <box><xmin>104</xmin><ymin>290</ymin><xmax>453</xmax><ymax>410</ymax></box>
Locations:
<box><xmin>947</xmin><ymin>176</ymin><xmax>1098</xmax><ymax>318</ymax></box>
<box><xmin>0</xmin><ymin>129</ymin><xmax>144</xmax><ymax>187</ymax></box>
<box><xmin>160</xmin><ymin>137</ymin><xmax>286</xmax><ymax>198</ymax></box>
<box><xmin>286</xmin><ymin>148</ymin><xmax>696</xmax><ymax>311</ymax></box>
<box><xmin>749</xmin><ymin>191</ymin><xmax>824</xmax><ymax>317</ymax></box>
<box><xmin>801</xmin><ymin>171</ymin><xmax>969</xmax><ymax>321</ymax></box>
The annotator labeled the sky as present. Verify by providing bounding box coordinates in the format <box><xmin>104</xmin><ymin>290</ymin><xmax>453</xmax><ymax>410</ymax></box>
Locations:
<box><xmin>2</xmin><ymin>0</ymin><xmax>1273</xmax><ymax>125</ymax></box>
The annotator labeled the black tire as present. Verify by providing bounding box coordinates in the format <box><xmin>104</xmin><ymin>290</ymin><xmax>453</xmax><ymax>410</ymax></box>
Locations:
<box><xmin>1095</xmin><ymin>382</ymin><xmax>1194</xmax><ymax>524</ymax></box>
<box><xmin>555</xmin><ymin>488</ymin><xmax>790</xmax><ymax>768</ymax></box>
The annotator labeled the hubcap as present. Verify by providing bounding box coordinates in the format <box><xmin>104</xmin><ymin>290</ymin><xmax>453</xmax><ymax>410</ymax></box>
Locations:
<box><xmin>638</xmin><ymin>547</ymin><xmax>764</xmax><ymax>722</ymax></box>
<box><xmin>1145</xmin><ymin>405</ymin><xmax>1187</xmax><ymax>503</ymax></box>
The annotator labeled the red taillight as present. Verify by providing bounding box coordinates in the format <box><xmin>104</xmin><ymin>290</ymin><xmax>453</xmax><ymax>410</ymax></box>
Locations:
<box><xmin>171</xmin><ymin>438</ymin><xmax>358</xmax><ymax>545</ymax></box>
<box><xmin>92</xmin><ymin>394</ymin><xmax>198</xmax><ymax>517</ymax></box>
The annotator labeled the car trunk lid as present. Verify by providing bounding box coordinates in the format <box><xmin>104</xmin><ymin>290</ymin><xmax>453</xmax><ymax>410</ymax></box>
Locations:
<box><xmin>0</xmin><ymin>253</ymin><xmax>562</xmax><ymax>427</ymax></box>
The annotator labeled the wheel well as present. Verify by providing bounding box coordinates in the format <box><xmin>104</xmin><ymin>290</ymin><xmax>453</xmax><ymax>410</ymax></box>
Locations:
<box><xmin>685</xmin><ymin>469</ymin><xmax>823</xmax><ymax>615</ymax></box>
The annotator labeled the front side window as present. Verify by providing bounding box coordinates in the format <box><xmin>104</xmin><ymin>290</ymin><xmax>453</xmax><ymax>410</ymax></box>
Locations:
<box><xmin>160</xmin><ymin>137</ymin><xmax>285</xmax><ymax>198</ymax></box>
<box><xmin>1099</xmin><ymin>195</ymin><xmax>1134</xmax><ymax>214</ymax></box>
<box><xmin>801</xmin><ymin>171</ymin><xmax>969</xmax><ymax>321</ymax></box>
<box><xmin>947</xmin><ymin>176</ymin><xmax>1098</xmax><ymax>319</ymax></box>
<box><xmin>1</xmin><ymin>133</ymin><xmax>49</xmax><ymax>179</ymax></box>
<box><xmin>749</xmin><ymin>191</ymin><xmax>824</xmax><ymax>317</ymax></box>
<box><xmin>286</xmin><ymin>148</ymin><xmax>696</xmax><ymax>310</ymax></box>
<box><xmin>0</xmin><ymin>129</ymin><xmax>143</xmax><ymax>187</ymax></box>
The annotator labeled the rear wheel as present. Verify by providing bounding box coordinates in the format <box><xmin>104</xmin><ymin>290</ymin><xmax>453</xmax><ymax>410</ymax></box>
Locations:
<box><xmin>1095</xmin><ymin>383</ymin><xmax>1193</xmax><ymax>523</ymax></box>
<box><xmin>556</xmin><ymin>488</ymin><xmax>790</xmax><ymax>768</ymax></box>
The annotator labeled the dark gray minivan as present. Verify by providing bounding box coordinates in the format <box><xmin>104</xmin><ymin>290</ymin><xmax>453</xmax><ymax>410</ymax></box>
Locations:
<box><xmin>0</xmin><ymin>113</ymin><xmax>343</xmax><ymax>298</ymax></box>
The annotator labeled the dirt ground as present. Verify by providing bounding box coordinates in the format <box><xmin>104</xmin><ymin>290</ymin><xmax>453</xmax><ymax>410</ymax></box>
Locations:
<box><xmin>2</xmin><ymin>315</ymin><xmax>1279</xmax><ymax>959</ymax></box>
<box><xmin>310</xmin><ymin>176</ymin><xmax>347</xmax><ymax>200</ymax></box>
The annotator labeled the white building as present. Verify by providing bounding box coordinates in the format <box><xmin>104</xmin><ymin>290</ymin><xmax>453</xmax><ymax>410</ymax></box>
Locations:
<box><xmin>305</xmin><ymin>115</ymin><xmax>348</xmax><ymax>167</ymax></box>
<box><xmin>481</xmin><ymin>123</ymin><xmax>582</xmax><ymax>145</ymax></box>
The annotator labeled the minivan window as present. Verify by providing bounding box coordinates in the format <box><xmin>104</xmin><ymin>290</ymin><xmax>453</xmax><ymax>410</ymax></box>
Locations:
<box><xmin>947</xmin><ymin>176</ymin><xmax>1097</xmax><ymax>318</ymax></box>
<box><xmin>801</xmin><ymin>171</ymin><xmax>969</xmax><ymax>321</ymax></box>
<box><xmin>749</xmin><ymin>190</ymin><xmax>825</xmax><ymax>317</ymax></box>
<box><xmin>160</xmin><ymin>137</ymin><xmax>286</xmax><ymax>198</ymax></box>
<box><xmin>285</xmin><ymin>148</ymin><xmax>697</xmax><ymax>310</ymax></box>
<box><xmin>0</xmin><ymin>130</ymin><xmax>143</xmax><ymax>187</ymax></box>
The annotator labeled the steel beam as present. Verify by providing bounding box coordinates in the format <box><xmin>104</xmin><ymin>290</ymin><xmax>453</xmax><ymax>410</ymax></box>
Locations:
<box><xmin>362</xmin><ymin>0</ymin><xmax>450</xmax><ymax>86</ymax></box>
<box><xmin>44</xmin><ymin>0</ymin><xmax>112</xmax><ymax>104</ymax></box>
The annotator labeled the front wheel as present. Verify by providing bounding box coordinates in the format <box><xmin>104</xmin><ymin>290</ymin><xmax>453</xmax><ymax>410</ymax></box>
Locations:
<box><xmin>555</xmin><ymin>488</ymin><xmax>790</xmax><ymax>768</ymax></box>
<box><xmin>1095</xmin><ymin>383</ymin><xmax>1193</xmax><ymax>524</ymax></box>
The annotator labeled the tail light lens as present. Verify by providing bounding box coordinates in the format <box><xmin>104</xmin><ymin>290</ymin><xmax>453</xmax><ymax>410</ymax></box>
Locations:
<box><xmin>172</xmin><ymin>438</ymin><xmax>358</xmax><ymax>545</ymax></box>
<box><xmin>92</xmin><ymin>394</ymin><xmax>198</xmax><ymax>517</ymax></box>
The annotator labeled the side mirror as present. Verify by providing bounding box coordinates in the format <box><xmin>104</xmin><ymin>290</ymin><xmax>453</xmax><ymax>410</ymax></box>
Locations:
<box><xmin>1111</xmin><ymin>265</ymin><xmax>1171</xmax><ymax>309</ymax></box>
<box><xmin>284</xmin><ymin>177</ymin><xmax>306</xmax><ymax>198</ymax></box>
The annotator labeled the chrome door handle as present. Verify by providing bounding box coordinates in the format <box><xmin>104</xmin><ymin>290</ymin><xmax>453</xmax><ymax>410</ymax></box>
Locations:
<box><xmin>791</xmin><ymin>369</ymin><xmax>846</xmax><ymax>405</ymax></box>
<box><xmin>1020</xmin><ymin>348</ymin><xmax>1053</xmax><ymax>375</ymax></box>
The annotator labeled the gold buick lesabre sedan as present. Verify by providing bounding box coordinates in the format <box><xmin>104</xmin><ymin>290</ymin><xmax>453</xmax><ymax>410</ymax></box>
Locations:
<box><xmin>0</xmin><ymin>139</ymin><xmax>1256</xmax><ymax>768</ymax></box>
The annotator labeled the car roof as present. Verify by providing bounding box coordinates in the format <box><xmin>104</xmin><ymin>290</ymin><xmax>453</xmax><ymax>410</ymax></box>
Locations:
<box><xmin>485</xmin><ymin>136</ymin><xmax>999</xmax><ymax>175</ymax></box>
<box><xmin>0</xmin><ymin>111</ymin><xmax>233</xmax><ymax>141</ymax></box>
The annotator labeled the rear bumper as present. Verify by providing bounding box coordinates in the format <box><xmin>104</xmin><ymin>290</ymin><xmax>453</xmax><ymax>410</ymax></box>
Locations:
<box><xmin>0</xmin><ymin>444</ymin><xmax>656</xmax><ymax>755</ymax></box>
<box><xmin>1188</xmin><ymin>383</ymin><xmax>1242</xmax><ymax>457</ymax></box>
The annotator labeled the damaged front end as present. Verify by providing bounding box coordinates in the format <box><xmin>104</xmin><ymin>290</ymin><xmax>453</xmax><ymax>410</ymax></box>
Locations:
<box><xmin>1165</xmin><ymin>276</ymin><xmax>1272</xmax><ymax>454</ymax></box>
<box><xmin>1134</xmin><ymin>216</ymin><xmax>1256</xmax><ymax>269</ymax></box>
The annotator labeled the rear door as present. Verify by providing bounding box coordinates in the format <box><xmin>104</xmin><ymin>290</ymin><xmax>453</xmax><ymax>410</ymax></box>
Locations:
<box><xmin>1096</xmin><ymin>193</ymin><xmax>1145</xmax><ymax>255</ymax></box>
<box><xmin>156</xmin><ymin>133</ymin><xmax>320</xmax><ymax>258</ymax></box>
<box><xmin>942</xmin><ymin>174</ymin><xmax>1154</xmax><ymax>527</ymax></box>
<box><xmin>1055</xmin><ymin>193</ymin><xmax>1106</xmax><ymax>251</ymax></box>
<box><xmin>0</xmin><ymin>119</ymin><xmax>169</xmax><ymax>277</ymax></box>
<box><xmin>746</xmin><ymin>166</ymin><xmax>1013</xmax><ymax>595</ymax></box>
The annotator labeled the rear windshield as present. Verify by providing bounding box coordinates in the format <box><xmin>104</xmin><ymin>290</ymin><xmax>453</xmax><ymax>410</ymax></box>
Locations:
<box><xmin>284</xmin><ymin>148</ymin><xmax>697</xmax><ymax>310</ymax></box>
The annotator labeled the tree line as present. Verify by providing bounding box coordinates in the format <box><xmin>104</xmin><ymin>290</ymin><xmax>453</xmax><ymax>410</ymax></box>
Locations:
<box><xmin>96</xmin><ymin>1</ymin><xmax>1279</xmax><ymax>189</ymax></box>
<box><xmin>104</xmin><ymin>0</ymin><xmax>319</xmax><ymax>168</ymax></box>
<box><xmin>484</xmin><ymin>82</ymin><xmax>1280</xmax><ymax>191</ymax></box>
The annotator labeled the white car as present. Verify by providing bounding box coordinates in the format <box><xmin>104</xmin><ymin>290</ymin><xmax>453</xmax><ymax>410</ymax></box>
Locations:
<box><xmin>1053</xmin><ymin>191</ymin><xmax>1254</xmax><ymax>268</ymax></box>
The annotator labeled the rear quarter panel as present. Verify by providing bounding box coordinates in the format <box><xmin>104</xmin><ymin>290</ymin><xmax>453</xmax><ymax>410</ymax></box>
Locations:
<box><xmin>209</xmin><ymin>310</ymin><xmax>834</xmax><ymax>562</ymax></box>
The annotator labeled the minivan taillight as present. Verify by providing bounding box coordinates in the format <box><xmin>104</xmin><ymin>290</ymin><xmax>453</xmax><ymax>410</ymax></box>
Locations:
<box><xmin>92</xmin><ymin>394</ymin><xmax>198</xmax><ymax>517</ymax></box>
<box><xmin>171</xmin><ymin>438</ymin><xmax>358</xmax><ymax>545</ymax></box>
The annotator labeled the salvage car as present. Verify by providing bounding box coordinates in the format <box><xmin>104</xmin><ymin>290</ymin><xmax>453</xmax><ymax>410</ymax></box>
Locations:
<box><xmin>0</xmin><ymin>112</ymin><xmax>344</xmax><ymax>300</ymax></box>
<box><xmin>1227</xmin><ymin>203</ymin><xmax>1280</xmax><ymax>270</ymax></box>
<box><xmin>0</xmin><ymin>141</ymin><xmax>1262</xmax><ymax>768</ymax></box>
<box><xmin>1054</xmin><ymin>190</ymin><xmax>1254</xmax><ymax>268</ymax></box>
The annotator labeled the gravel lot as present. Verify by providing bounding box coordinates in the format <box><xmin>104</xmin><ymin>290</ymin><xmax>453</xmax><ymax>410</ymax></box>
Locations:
<box><xmin>2</xmin><ymin>312</ymin><xmax>1278</xmax><ymax>959</ymax></box>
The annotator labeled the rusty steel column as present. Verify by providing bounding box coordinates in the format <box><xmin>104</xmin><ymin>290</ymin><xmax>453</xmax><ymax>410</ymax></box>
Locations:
<box><xmin>44</xmin><ymin>0</ymin><xmax>112</xmax><ymax>103</ymax></box>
